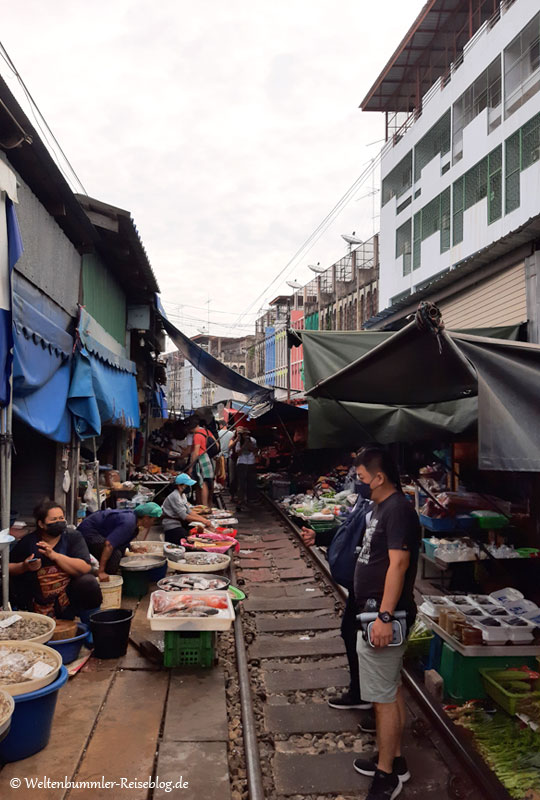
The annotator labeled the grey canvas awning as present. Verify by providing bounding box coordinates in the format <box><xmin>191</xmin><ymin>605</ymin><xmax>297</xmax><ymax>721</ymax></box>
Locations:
<box><xmin>305</xmin><ymin>322</ymin><xmax>540</xmax><ymax>471</ymax></box>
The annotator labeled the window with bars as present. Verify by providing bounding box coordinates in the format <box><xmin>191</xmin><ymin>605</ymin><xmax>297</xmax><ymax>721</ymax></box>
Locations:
<box><xmin>382</xmin><ymin>151</ymin><xmax>413</xmax><ymax>207</ymax></box>
<box><xmin>522</xmin><ymin>112</ymin><xmax>540</xmax><ymax>169</ymax></box>
<box><xmin>488</xmin><ymin>145</ymin><xmax>502</xmax><ymax>223</ymax></box>
<box><xmin>504</xmin><ymin>12</ymin><xmax>540</xmax><ymax>117</ymax></box>
<box><xmin>411</xmin><ymin>188</ymin><xmax>451</xmax><ymax>270</ymax></box>
<box><xmin>413</xmin><ymin>212</ymin><xmax>421</xmax><ymax>270</ymax></box>
<box><xmin>395</xmin><ymin>219</ymin><xmax>412</xmax><ymax>276</ymax></box>
<box><xmin>414</xmin><ymin>111</ymin><xmax>451</xmax><ymax>182</ymax></box>
<box><xmin>465</xmin><ymin>157</ymin><xmax>488</xmax><ymax>211</ymax></box>
<box><xmin>453</xmin><ymin>57</ymin><xmax>501</xmax><ymax>161</ymax></box>
<box><xmin>505</xmin><ymin>131</ymin><xmax>521</xmax><ymax>213</ymax></box>
<box><xmin>453</xmin><ymin>176</ymin><xmax>464</xmax><ymax>245</ymax></box>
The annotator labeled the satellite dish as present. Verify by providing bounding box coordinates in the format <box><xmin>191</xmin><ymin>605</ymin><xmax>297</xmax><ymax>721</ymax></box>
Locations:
<box><xmin>341</xmin><ymin>232</ymin><xmax>363</xmax><ymax>245</ymax></box>
<box><xmin>308</xmin><ymin>263</ymin><xmax>326</xmax><ymax>273</ymax></box>
<box><xmin>286</xmin><ymin>280</ymin><xmax>303</xmax><ymax>290</ymax></box>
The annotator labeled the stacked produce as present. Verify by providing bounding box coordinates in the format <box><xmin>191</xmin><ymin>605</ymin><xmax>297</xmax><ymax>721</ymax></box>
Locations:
<box><xmin>448</xmin><ymin>704</ymin><xmax>540</xmax><ymax>798</ymax></box>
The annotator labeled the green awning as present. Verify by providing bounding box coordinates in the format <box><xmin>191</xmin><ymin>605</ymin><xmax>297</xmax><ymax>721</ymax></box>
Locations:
<box><xmin>303</xmin><ymin>322</ymin><xmax>540</xmax><ymax>471</ymax></box>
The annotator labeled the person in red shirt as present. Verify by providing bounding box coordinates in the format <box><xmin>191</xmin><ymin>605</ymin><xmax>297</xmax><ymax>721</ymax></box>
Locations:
<box><xmin>187</xmin><ymin>417</ymin><xmax>217</xmax><ymax>509</ymax></box>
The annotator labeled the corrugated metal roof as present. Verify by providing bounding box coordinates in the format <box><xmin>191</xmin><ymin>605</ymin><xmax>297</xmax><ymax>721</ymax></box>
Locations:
<box><xmin>365</xmin><ymin>212</ymin><xmax>540</xmax><ymax>329</ymax></box>
<box><xmin>361</xmin><ymin>0</ymin><xmax>496</xmax><ymax>113</ymax></box>
<box><xmin>76</xmin><ymin>195</ymin><xmax>160</xmax><ymax>298</ymax></box>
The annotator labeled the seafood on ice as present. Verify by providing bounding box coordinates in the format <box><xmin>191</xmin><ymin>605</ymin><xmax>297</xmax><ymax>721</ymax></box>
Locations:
<box><xmin>151</xmin><ymin>591</ymin><xmax>229</xmax><ymax>617</ymax></box>
<box><xmin>158</xmin><ymin>575</ymin><xmax>229</xmax><ymax>592</ymax></box>
<box><xmin>0</xmin><ymin>646</ymin><xmax>57</xmax><ymax>685</ymax></box>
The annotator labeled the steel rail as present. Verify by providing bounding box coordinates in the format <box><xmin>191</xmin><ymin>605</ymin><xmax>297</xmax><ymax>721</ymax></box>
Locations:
<box><xmin>262</xmin><ymin>492</ymin><xmax>511</xmax><ymax>800</ymax></box>
<box><xmin>230</xmin><ymin>559</ymin><xmax>265</xmax><ymax>800</ymax></box>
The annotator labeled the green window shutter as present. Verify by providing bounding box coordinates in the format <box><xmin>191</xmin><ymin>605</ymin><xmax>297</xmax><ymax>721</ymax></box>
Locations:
<box><xmin>396</xmin><ymin>219</ymin><xmax>412</xmax><ymax>276</ymax></box>
<box><xmin>453</xmin><ymin>176</ymin><xmax>464</xmax><ymax>245</ymax></box>
<box><xmin>440</xmin><ymin>188</ymin><xmax>451</xmax><ymax>252</ymax></box>
<box><xmin>414</xmin><ymin>111</ymin><xmax>451</xmax><ymax>181</ymax></box>
<box><xmin>521</xmin><ymin>111</ymin><xmax>540</xmax><ymax>171</ymax></box>
<box><xmin>413</xmin><ymin>212</ymin><xmax>422</xmax><ymax>270</ymax></box>
<box><xmin>488</xmin><ymin>145</ymin><xmax>502</xmax><ymax>224</ymax></box>
<box><xmin>421</xmin><ymin>196</ymin><xmax>440</xmax><ymax>241</ymax></box>
<box><xmin>505</xmin><ymin>131</ymin><xmax>521</xmax><ymax>213</ymax></box>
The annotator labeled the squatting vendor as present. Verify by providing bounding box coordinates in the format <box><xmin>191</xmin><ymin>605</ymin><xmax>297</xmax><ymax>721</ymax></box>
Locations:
<box><xmin>77</xmin><ymin>502</ymin><xmax>162</xmax><ymax>582</ymax></box>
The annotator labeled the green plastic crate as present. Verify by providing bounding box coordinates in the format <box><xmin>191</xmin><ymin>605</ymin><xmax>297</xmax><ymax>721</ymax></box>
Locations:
<box><xmin>480</xmin><ymin>668</ymin><xmax>540</xmax><ymax>715</ymax></box>
<box><xmin>163</xmin><ymin>630</ymin><xmax>215</xmax><ymax>668</ymax></box>
<box><xmin>439</xmin><ymin>642</ymin><xmax>538</xmax><ymax>702</ymax></box>
<box><xmin>308</xmin><ymin>519</ymin><xmax>338</xmax><ymax>533</ymax></box>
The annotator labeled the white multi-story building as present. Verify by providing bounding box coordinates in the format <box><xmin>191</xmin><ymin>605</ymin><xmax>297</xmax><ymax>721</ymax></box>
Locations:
<box><xmin>362</xmin><ymin>0</ymin><xmax>540</xmax><ymax>335</ymax></box>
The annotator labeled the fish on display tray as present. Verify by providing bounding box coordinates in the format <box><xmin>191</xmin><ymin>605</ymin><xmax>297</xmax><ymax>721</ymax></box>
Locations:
<box><xmin>148</xmin><ymin>590</ymin><xmax>235</xmax><ymax>631</ymax></box>
<box><xmin>157</xmin><ymin>574</ymin><xmax>230</xmax><ymax>592</ymax></box>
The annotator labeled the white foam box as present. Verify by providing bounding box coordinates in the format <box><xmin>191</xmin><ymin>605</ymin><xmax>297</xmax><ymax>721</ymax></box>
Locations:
<box><xmin>147</xmin><ymin>589</ymin><xmax>235</xmax><ymax>632</ymax></box>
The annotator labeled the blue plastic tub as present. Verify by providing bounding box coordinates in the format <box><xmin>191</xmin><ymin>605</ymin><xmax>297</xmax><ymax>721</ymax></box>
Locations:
<box><xmin>0</xmin><ymin>666</ymin><xmax>69</xmax><ymax>763</ymax></box>
<box><xmin>420</xmin><ymin>514</ymin><xmax>475</xmax><ymax>533</ymax></box>
<box><xmin>147</xmin><ymin>563</ymin><xmax>167</xmax><ymax>582</ymax></box>
<box><xmin>47</xmin><ymin>623</ymin><xmax>90</xmax><ymax>665</ymax></box>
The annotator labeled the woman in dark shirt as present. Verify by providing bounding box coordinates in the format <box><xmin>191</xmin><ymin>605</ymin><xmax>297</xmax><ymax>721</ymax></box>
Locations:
<box><xmin>9</xmin><ymin>500</ymin><xmax>102</xmax><ymax>619</ymax></box>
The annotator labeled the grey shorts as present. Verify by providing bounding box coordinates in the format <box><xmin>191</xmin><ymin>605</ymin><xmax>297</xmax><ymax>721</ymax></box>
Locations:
<box><xmin>357</xmin><ymin>631</ymin><xmax>407</xmax><ymax>704</ymax></box>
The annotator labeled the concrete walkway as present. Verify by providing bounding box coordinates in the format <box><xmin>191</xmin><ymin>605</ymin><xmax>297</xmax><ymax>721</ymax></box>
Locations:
<box><xmin>0</xmin><ymin>593</ymin><xmax>231</xmax><ymax>800</ymax></box>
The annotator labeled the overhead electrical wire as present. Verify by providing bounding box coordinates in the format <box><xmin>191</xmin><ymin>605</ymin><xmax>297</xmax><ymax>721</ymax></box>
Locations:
<box><xmin>162</xmin><ymin>301</ymin><xmax>259</xmax><ymax>317</ymax></box>
<box><xmin>0</xmin><ymin>41</ymin><xmax>88</xmax><ymax>196</ymax></box>
<box><xmin>231</xmin><ymin>150</ymin><xmax>384</xmax><ymax>328</ymax></box>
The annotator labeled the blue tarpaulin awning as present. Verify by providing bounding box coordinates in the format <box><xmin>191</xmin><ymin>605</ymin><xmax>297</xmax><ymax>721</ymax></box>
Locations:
<box><xmin>1</xmin><ymin>192</ymin><xmax>23</xmax><ymax>408</ymax></box>
<box><xmin>156</xmin><ymin>295</ymin><xmax>273</xmax><ymax>403</ymax></box>
<box><xmin>68</xmin><ymin>308</ymin><xmax>140</xmax><ymax>439</ymax></box>
<box><xmin>12</xmin><ymin>283</ymin><xmax>73</xmax><ymax>443</ymax></box>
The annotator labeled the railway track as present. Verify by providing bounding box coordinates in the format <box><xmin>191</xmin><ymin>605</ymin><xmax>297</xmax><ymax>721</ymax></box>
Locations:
<box><xmin>226</xmin><ymin>495</ymin><xmax>511</xmax><ymax>800</ymax></box>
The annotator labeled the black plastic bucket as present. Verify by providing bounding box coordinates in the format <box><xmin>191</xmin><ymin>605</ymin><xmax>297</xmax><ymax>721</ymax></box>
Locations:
<box><xmin>89</xmin><ymin>609</ymin><xmax>133</xmax><ymax>659</ymax></box>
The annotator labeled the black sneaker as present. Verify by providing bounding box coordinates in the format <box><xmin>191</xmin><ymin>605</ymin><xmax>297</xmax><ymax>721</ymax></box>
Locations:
<box><xmin>365</xmin><ymin>769</ymin><xmax>402</xmax><ymax>800</ymax></box>
<box><xmin>353</xmin><ymin>753</ymin><xmax>410</xmax><ymax>783</ymax></box>
<box><xmin>328</xmin><ymin>690</ymin><xmax>372</xmax><ymax>710</ymax></box>
<box><xmin>357</xmin><ymin>710</ymin><xmax>377</xmax><ymax>733</ymax></box>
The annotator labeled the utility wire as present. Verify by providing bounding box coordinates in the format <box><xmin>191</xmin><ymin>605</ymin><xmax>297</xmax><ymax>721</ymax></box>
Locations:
<box><xmin>163</xmin><ymin>301</ymin><xmax>259</xmax><ymax>317</ymax></box>
<box><xmin>231</xmin><ymin>150</ymin><xmax>383</xmax><ymax>328</ymax></box>
<box><xmin>0</xmin><ymin>41</ymin><xmax>88</xmax><ymax>196</ymax></box>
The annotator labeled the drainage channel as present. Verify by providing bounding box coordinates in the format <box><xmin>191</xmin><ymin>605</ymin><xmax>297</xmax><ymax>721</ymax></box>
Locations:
<box><xmin>229</xmin><ymin>496</ymin><xmax>498</xmax><ymax>800</ymax></box>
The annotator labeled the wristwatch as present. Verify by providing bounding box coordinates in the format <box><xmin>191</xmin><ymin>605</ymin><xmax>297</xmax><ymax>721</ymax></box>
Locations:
<box><xmin>378</xmin><ymin>611</ymin><xmax>395</xmax><ymax>624</ymax></box>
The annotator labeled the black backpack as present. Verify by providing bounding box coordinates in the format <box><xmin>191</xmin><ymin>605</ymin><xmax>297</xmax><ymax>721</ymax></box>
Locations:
<box><xmin>327</xmin><ymin>499</ymin><xmax>371</xmax><ymax>590</ymax></box>
<box><xmin>204</xmin><ymin>428</ymin><xmax>220</xmax><ymax>459</ymax></box>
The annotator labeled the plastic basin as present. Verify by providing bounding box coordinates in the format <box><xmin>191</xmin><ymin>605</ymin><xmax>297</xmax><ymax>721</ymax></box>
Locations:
<box><xmin>228</xmin><ymin>586</ymin><xmax>246</xmax><ymax>608</ymax></box>
<box><xmin>90</xmin><ymin>609</ymin><xmax>133</xmax><ymax>659</ymax></box>
<box><xmin>47</xmin><ymin>623</ymin><xmax>89</xmax><ymax>665</ymax></box>
<box><xmin>0</xmin><ymin>666</ymin><xmax>68</xmax><ymax>762</ymax></box>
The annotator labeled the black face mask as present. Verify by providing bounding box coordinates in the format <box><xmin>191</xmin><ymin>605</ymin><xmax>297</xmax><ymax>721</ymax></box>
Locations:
<box><xmin>46</xmin><ymin>520</ymin><xmax>67</xmax><ymax>536</ymax></box>
<box><xmin>356</xmin><ymin>481</ymin><xmax>372</xmax><ymax>500</ymax></box>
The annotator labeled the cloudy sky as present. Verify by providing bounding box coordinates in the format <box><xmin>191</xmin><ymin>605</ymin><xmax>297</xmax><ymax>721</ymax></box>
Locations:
<box><xmin>1</xmin><ymin>0</ymin><xmax>424</xmax><ymax>340</ymax></box>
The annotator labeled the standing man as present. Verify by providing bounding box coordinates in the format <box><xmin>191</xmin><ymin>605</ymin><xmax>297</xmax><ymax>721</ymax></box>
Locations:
<box><xmin>218</xmin><ymin>420</ymin><xmax>235</xmax><ymax>487</ymax></box>
<box><xmin>300</xmin><ymin>484</ymin><xmax>373</xmax><ymax>711</ymax></box>
<box><xmin>232</xmin><ymin>426</ymin><xmax>258</xmax><ymax>512</ymax></box>
<box><xmin>352</xmin><ymin>446</ymin><xmax>420</xmax><ymax>800</ymax></box>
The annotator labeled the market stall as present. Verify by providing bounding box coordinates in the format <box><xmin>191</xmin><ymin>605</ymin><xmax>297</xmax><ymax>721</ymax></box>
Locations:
<box><xmin>301</xmin><ymin>305</ymin><xmax>540</xmax><ymax>798</ymax></box>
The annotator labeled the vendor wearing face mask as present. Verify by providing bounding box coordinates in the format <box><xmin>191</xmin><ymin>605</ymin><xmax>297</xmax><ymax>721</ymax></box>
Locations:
<box><xmin>9</xmin><ymin>500</ymin><xmax>102</xmax><ymax>619</ymax></box>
